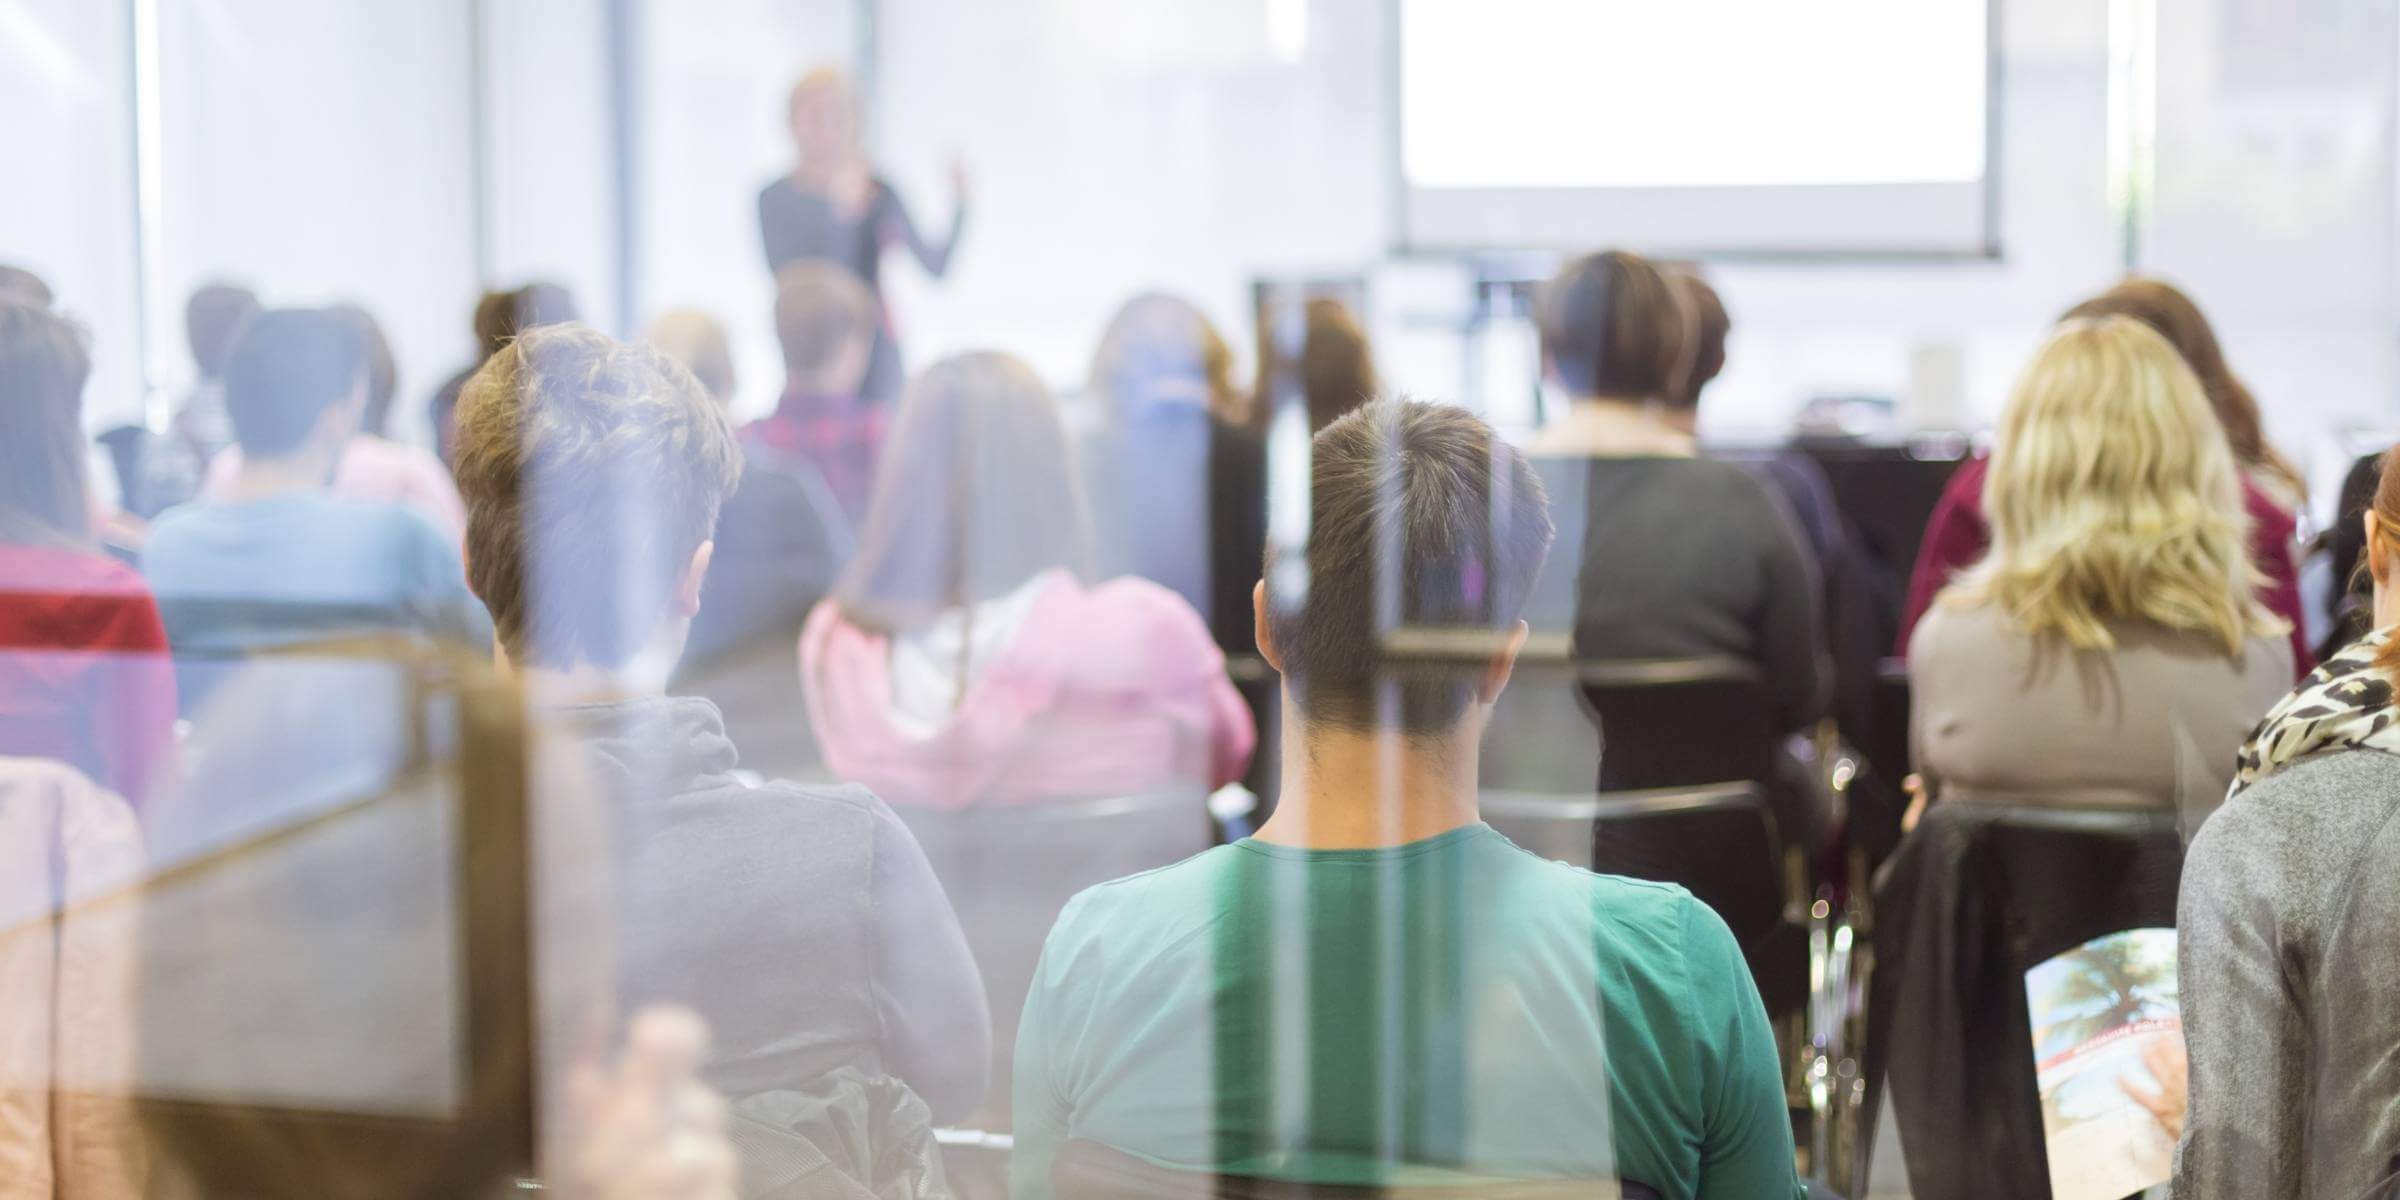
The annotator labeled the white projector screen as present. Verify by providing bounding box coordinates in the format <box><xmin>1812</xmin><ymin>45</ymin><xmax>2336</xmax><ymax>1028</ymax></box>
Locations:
<box><xmin>1396</xmin><ymin>0</ymin><xmax>1996</xmax><ymax>257</ymax></box>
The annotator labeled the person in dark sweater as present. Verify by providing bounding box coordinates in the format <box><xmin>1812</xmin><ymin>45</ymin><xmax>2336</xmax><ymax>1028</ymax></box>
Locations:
<box><xmin>1531</xmin><ymin>250</ymin><xmax>1828</xmax><ymax>736</ymax></box>
<box><xmin>758</xmin><ymin>68</ymin><xmax>966</xmax><ymax>405</ymax></box>
<box><xmin>449</xmin><ymin>323</ymin><xmax>988</xmax><ymax>1194</ymax></box>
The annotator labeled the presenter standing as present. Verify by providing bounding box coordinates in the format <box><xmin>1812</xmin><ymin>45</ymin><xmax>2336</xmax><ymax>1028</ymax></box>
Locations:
<box><xmin>759</xmin><ymin>67</ymin><xmax>967</xmax><ymax>404</ymax></box>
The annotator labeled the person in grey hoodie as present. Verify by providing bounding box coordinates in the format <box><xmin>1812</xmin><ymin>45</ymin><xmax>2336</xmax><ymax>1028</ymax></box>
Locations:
<box><xmin>2176</xmin><ymin>446</ymin><xmax>2400</xmax><ymax>1199</ymax></box>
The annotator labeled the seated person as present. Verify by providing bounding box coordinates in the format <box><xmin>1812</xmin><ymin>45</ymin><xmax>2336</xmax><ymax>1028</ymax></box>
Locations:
<box><xmin>1080</xmin><ymin>292</ymin><xmax>1268</xmax><ymax>656</ymax></box>
<box><xmin>1013</xmin><ymin>399</ymin><xmax>1804</xmax><ymax>1199</ymax></box>
<box><xmin>1296</xmin><ymin>296</ymin><xmax>1378</xmax><ymax>435</ymax></box>
<box><xmin>134</xmin><ymin>282</ymin><xmax>258</xmax><ymax>517</ymax></box>
<box><xmin>2177</xmin><ymin>446</ymin><xmax>2400</xmax><ymax>1198</ymax></box>
<box><xmin>800</xmin><ymin>350</ymin><xmax>1253</xmax><ymax>809</ymax></box>
<box><xmin>201</xmin><ymin>305</ymin><xmax>467</xmax><ymax>544</ymax></box>
<box><xmin>449</xmin><ymin>324</ymin><xmax>990</xmax><ymax>1183</ymax></box>
<box><xmin>1530</xmin><ymin>251</ymin><xmax>1827</xmax><ymax>730</ymax></box>
<box><xmin>1909</xmin><ymin>317</ymin><xmax>2289</xmax><ymax>822</ymax></box>
<box><xmin>431</xmin><ymin>282</ymin><xmax>578</xmax><ymax>467</ymax></box>
<box><xmin>0</xmin><ymin>301</ymin><xmax>175</xmax><ymax>814</ymax></box>
<box><xmin>140</xmin><ymin>308</ymin><xmax>488</xmax><ymax>709</ymax></box>
<box><xmin>747</xmin><ymin>263</ymin><xmax>885</xmax><ymax>527</ymax></box>
<box><xmin>1899</xmin><ymin>277</ymin><xmax>2311</xmax><ymax>675</ymax></box>
<box><xmin>642</xmin><ymin>309</ymin><xmax>849</xmax><ymax>671</ymax></box>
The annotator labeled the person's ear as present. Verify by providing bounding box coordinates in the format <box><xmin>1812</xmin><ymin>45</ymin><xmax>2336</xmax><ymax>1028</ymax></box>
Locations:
<box><xmin>677</xmin><ymin>540</ymin><xmax>715</xmax><ymax>619</ymax></box>
<box><xmin>1477</xmin><ymin>620</ymin><xmax>1530</xmax><ymax>707</ymax></box>
<box><xmin>1252</xmin><ymin>580</ymin><xmax>1283</xmax><ymax>673</ymax></box>
<box><xmin>2370</xmin><ymin>511</ymin><xmax>2390</xmax><ymax>585</ymax></box>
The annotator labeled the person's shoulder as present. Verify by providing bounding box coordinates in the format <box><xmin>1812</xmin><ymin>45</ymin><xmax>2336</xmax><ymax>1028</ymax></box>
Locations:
<box><xmin>2215</xmin><ymin>752</ymin><xmax>2400</xmax><ymax>842</ymax></box>
<box><xmin>1052</xmin><ymin>843</ymin><xmax>1244</xmax><ymax>928</ymax></box>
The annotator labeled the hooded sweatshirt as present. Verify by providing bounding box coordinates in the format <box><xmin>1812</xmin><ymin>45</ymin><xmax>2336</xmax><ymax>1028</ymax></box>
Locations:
<box><xmin>798</xmin><ymin>570</ymin><xmax>1254</xmax><ymax>810</ymax></box>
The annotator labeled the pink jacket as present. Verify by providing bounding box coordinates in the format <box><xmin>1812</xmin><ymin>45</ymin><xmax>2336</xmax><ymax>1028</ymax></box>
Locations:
<box><xmin>799</xmin><ymin>575</ymin><xmax>1255</xmax><ymax>810</ymax></box>
<box><xmin>0</xmin><ymin>758</ymin><xmax>145</xmax><ymax>1199</ymax></box>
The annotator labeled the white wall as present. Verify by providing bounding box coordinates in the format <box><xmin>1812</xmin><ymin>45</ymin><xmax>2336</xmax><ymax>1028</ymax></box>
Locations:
<box><xmin>483</xmin><ymin>0</ymin><xmax>621</xmax><ymax>363</ymax></box>
<box><xmin>0</xmin><ymin>0</ymin><xmax>142</xmax><ymax>428</ymax></box>
<box><xmin>864</xmin><ymin>0</ymin><xmax>2400</xmax><ymax>505</ymax></box>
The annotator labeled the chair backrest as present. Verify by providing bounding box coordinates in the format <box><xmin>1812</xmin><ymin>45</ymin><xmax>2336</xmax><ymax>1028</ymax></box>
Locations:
<box><xmin>1574</xmin><ymin>657</ymin><xmax>1779</xmax><ymax>792</ymax></box>
<box><xmin>895</xmin><ymin>792</ymin><xmax>1213</xmax><ymax>1124</ymax></box>
<box><xmin>1051</xmin><ymin>1138</ymin><xmax>1663</xmax><ymax>1199</ymax></box>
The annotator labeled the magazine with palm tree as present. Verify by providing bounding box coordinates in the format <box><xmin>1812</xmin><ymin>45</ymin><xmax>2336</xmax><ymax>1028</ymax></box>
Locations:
<box><xmin>2024</xmin><ymin>927</ymin><xmax>2181</xmax><ymax>1200</ymax></box>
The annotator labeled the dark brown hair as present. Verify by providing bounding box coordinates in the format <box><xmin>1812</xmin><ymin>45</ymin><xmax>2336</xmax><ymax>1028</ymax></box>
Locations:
<box><xmin>1299</xmin><ymin>298</ymin><xmax>1379</xmax><ymax>435</ymax></box>
<box><xmin>0</xmin><ymin>263</ymin><xmax>53</xmax><ymax>307</ymax></box>
<box><xmin>1664</xmin><ymin>272</ymin><xmax>1729</xmax><ymax>411</ymax></box>
<box><xmin>0</xmin><ymin>300</ymin><xmax>95</xmax><ymax>546</ymax></box>
<box><xmin>472</xmin><ymin>283</ymin><xmax>580</xmax><ymax>362</ymax></box>
<box><xmin>1267</xmin><ymin>399</ymin><xmax>1554</xmax><ymax>735</ymax></box>
<box><xmin>1535</xmin><ymin>250</ymin><xmax>1681</xmax><ymax>400</ymax></box>
<box><xmin>452</xmin><ymin>324</ymin><xmax>741</xmax><ymax>670</ymax></box>
<box><xmin>186</xmin><ymin>282</ymin><xmax>260</xmax><ymax>380</ymax></box>
<box><xmin>773</xmin><ymin>262</ymin><xmax>876</xmax><ymax>380</ymax></box>
<box><xmin>2372</xmin><ymin>452</ymin><xmax>2400</xmax><ymax>684</ymax></box>
<box><xmin>2062</xmin><ymin>277</ymin><xmax>2303</xmax><ymax>498</ymax></box>
<box><xmin>833</xmin><ymin>351</ymin><xmax>1090</xmax><ymax>634</ymax></box>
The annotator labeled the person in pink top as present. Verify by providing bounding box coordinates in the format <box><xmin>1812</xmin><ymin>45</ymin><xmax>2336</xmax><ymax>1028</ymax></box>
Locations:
<box><xmin>799</xmin><ymin>350</ymin><xmax>1254</xmax><ymax>808</ymax></box>
<box><xmin>198</xmin><ymin>305</ymin><xmax>465</xmax><ymax>544</ymax></box>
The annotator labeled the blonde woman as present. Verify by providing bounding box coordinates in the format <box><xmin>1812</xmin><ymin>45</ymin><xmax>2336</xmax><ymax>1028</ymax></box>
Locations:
<box><xmin>1907</xmin><ymin>317</ymin><xmax>2291</xmax><ymax>822</ymax></box>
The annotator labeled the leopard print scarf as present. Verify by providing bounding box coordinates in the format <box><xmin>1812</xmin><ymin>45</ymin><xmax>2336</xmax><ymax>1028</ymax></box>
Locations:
<box><xmin>2230</xmin><ymin>627</ymin><xmax>2400</xmax><ymax>797</ymax></box>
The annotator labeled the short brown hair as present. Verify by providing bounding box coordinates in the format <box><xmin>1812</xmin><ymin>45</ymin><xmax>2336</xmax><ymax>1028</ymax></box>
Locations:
<box><xmin>773</xmin><ymin>262</ymin><xmax>875</xmax><ymax>378</ymax></box>
<box><xmin>1299</xmin><ymin>297</ymin><xmax>1379</xmax><ymax>434</ymax></box>
<box><xmin>0</xmin><ymin>300</ymin><xmax>94</xmax><ymax>544</ymax></box>
<box><xmin>1664</xmin><ymin>272</ymin><xmax>1729</xmax><ymax>411</ymax></box>
<box><xmin>1535</xmin><ymin>250</ymin><xmax>1680</xmax><ymax>400</ymax></box>
<box><xmin>452</xmin><ymin>324</ymin><xmax>741</xmax><ymax>670</ymax></box>
<box><xmin>1266</xmin><ymin>399</ymin><xmax>1554</xmax><ymax>735</ymax></box>
<box><xmin>186</xmin><ymin>282</ymin><xmax>260</xmax><ymax>380</ymax></box>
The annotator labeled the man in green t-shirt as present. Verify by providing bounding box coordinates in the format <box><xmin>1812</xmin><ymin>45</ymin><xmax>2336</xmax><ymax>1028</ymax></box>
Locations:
<box><xmin>1012</xmin><ymin>399</ymin><xmax>1804</xmax><ymax>1200</ymax></box>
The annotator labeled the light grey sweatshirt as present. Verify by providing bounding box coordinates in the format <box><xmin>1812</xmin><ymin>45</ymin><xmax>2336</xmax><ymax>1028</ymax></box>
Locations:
<box><xmin>2176</xmin><ymin>749</ymin><xmax>2400</xmax><ymax>1199</ymax></box>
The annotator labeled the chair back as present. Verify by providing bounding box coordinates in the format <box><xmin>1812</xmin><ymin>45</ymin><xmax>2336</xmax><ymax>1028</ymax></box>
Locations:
<box><xmin>895</xmin><ymin>792</ymin><xmax>1212</xmax><ymax>1124</ymax></box>
<box><xmin>1575</xmin><ymin>658</ymin><xmax>1778</xmax><ymax>792</ymax></box>
<box><xmin>1050</xmin><ymin>1138</ymin><xmax>1662</xmax><ymax>1199</ymax></box>
<box><xmin>1861</xmin><ymin>802</ymin><xmax>2184</xmax><ymax>1200</ymax></box>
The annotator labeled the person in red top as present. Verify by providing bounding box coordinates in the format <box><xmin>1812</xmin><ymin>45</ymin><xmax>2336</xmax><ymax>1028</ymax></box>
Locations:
<box><xmin>747</xmin><ymin>262</ymin><xmax>886</xmax><ymax>529</ymax></box>
<box><xmin>0</xmin><ymin>300</ymin><xmax>177</xmax><ymax>811</ymax></box>
<box><xmin>1899</xmin><ymin>280</ymin><xmax>2315</xmax><ymax>677</ymax></box>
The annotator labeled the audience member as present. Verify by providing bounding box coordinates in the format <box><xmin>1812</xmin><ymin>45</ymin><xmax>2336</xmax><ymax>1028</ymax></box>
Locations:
<box><xmin>2177</xmin><ymin>445</ymin><xmax>2400</xmax><ymax>1197</ymax></box>
<box><xmin>1013</xmin><ymin>400</ymin><xmax>1804</xmax><ymax>1198</ymax></box>
<box><xmin>1900</xmin><ymin>278</ymin><xmax>2312</xmax><ymax>674</ymax></box>
<box><xmin>136</xmin><ymin>282</ymin><xmax>259</xmax><ymax>516</ymax></box>
<box><xmin>0</xmin><ymin>301</ymin><xmax>177</xmax><ymax>811</ymax></box>
<box><xmin>140</xmin><ymin>309</ymin><xmax>489</xmax><ymax>709</ymax></box>
<box><xmin>450</xmin><ymin>323</ymin><xmax>989</xmax><ymax>1184</ymax></box>
<box><xmin>746</xmin><ymin>263</ymin><xmax>885</xmax><ymax>526</ymax></box>
<box><xmin>1296</xmin><ymin>296</ymin><xmax>1379</xmax><ymax>434</ymax></box>
<box><xmin>2319</xmin><ymin>447</ymin><xmax>2385</xmax><ymax>657</ymax></box>
<box><xmin>760</xmin><ymin>67</ymin><xmax>966</xmax><ymax>404</ymax></box>
<box><xmin>0</xmin><ymin>263</ymin><xmax>53</xmax><ymax>307</ymax></box>
<box><xmin>1080</xmin><ymin>292</ymin><xmax>1271</xmax><ymax>655</ymax></box>
<box><xmin>801</xmin><ymin>350</ymin><xmax>1253</xmax><ymax>808</ymax></box>
<box><xmin>200</xmin><ymin>305</ymin><xmax>466</xmax><ymax>543</ymax></box>
<box><xmin>430</xmin><ymin>282</ymin><xmax>578</xmax><ymax>466</ymax></box>
<box><xmin>1531</xmin><ymin>250</ymin><xmax>1828</xmax><ymax>732</ymax></box>
<box><xmin>1908</xmin><ymin>317</ymin><xmax>2290</xmax><ymax>825</ymax></box>
<box><xmin>642</xmin><ymin>308</ymin><xmax>849</xmax><ymax>669</ymax></box>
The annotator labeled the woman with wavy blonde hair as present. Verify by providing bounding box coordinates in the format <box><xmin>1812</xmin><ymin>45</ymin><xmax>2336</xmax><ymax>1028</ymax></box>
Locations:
<box><xmin>1907</xmin><ymin>316</ymin><xmax>2292</xmax><ymax>820</ymax></box>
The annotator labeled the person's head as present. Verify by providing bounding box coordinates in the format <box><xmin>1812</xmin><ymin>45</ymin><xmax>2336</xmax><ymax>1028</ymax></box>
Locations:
<box><xmin>642</xmin><ymin>310</ymin><xmax>737</xmax><ymax>406</ymax></box>
<box><xmin>0</xmin><ymin>300</ymin><xmax>95</xmax><ymax>545</ymax></box>
<box><xmin>834</xmin><ymin>351</ymin><xmax>1089</xmax><ymax>633</ymax></box>
<box><xmin>1298</xmin><ymin>297</ymin><xmax>1379</xmax><ymax>435</ymax></box>
<box><xmin>1535</xmin><ymin>249</ymin><xmax>1681</xmax><ymax>402</ymax></box>
<box><xmin>2061</xmin><ymin>277</ymin><xmax>2300</xmax><ymax>495</ymax></box>
<box><xmin>453</xmin><ymin>324</ymin><xmax>742</xmax><ymax>676</ymax></box>
<box><xmin>787</xmin><ymin>66</ymin><xmax>860</xmax><ymax>166</ymax></box>
<box><xmin>221</xmin><ymin>308</ymin><xmax>369</xmax><ymax>464</ymax></box>
<box><xmin>328</xmin><ymin>304</ymin><xmax>400</xmax><ymax>437</ymax></box>
<box><xmin>0</xmin><ymin>263</ymin><xmax>53</xmax><ymax>307</ymax></box>
<box><xmin>772</xmin><ymin>262</ymin><xmax>875</xmax><ymax>396</ymax></box>
<box><xmin>1258</xmin><ymin>399</ymin><xmax>1554</xmax><ymax>745</ymax></box>
<box><xmin>1664</xmin><ymin>272</ymin><xmax>1730</xmax><ymax>411</ymax></box>
<box><xmin>1088</xmin><ymin>292</ymin><xmax>1240</xmax><ymax>426</ymax></box>
<box><xmin>472</xmin><ymin>282</ymin><xmax>580</xmax><ymax>362</ymax></box>
<box><xmin>2363</xmin><ymin>450</ymin><xmax>2400</xmax><ymax>657</ymax></box>
<box><xmin>1950</xmin><ymin>316</ymin><xmax>2280</xmax><ymax>656</ymax></box>
<box><xmin>186</xmin><ymin>282</ymin><xmax>261</xmax><ymax>381</ymax></box>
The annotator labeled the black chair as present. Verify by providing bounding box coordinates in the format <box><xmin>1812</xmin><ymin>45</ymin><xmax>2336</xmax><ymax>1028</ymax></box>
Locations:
<box><xmin>896</xmin><ymin>792</ymin><xmax>1214</xmax><ymax>1131</ymax></box>
<box><xmin>1856</xmin><ymin>803</ymin><xmax>2184</xmax><ymax>1200</ymax></box>
<box><xmin>95</xmin><ymin>424</ymin><xmax>155</xmax><ymax>517</ymax></box>
<box><xmin>1050</xmin><ymin>1138</ymin><xmax>1664</xmax><ymax>1199</ymax></box>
